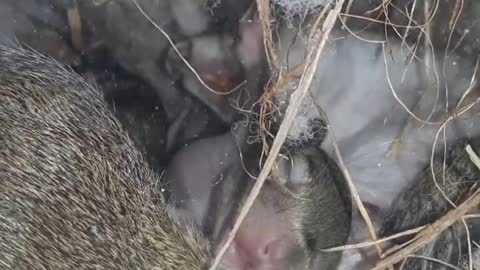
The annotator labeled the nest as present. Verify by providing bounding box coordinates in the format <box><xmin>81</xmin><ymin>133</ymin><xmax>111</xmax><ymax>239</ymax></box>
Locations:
<box><xmin>58</xmin><ymin>0</ymin><xmax>480</xmax><ymax>268</ymax></box>
<box><xmin>212</xmin><ymin>0</ymin><xmax>480</xmax><ymax>269</ymax></box>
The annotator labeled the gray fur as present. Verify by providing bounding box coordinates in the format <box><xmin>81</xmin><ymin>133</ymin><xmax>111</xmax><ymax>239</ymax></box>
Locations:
<box><xmin>294</xmin><ymin>147</ymin><xmax>352</xmax><ymax>269</ymax></box>
<box><xmin>381</xmin><ymin>140</ymin><xmax>480</xmax><ymax>270</ymax></box>
<box><xmin>0</xmin><ymin>46</ymin><xmax>210</xmax><ymax>269</ymax></box>
<box><xmin>164</xmin><ymin>116</ymin><xmax>351</xmax><ymax>269</ymax></box>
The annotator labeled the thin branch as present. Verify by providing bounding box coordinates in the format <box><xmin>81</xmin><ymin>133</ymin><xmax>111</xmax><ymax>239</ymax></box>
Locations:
<box><xmin>209</xmin><ymin>1</ymin><xmax>346</xmax><ymax>268</ymax></box>
<box><xmin>372</xmin><ymin>191</ymin><xmax>480</xmax><ymax>270</ymax></box>
<box><xmin>323</xmin><ymin>225</ymin><xmax>425</xmax><ymax>252</ymax></box>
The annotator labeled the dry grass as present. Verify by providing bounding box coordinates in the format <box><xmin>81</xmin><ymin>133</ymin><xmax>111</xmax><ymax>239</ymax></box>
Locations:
<box><xmin>67</xmin><ymin>4</ymin><xmax>83</xmax><ymax>51</ymax></box>
<box><xmin>338</xmin><ymin>2</ymin><xmax>479</xmax><ymax>268</ymax></box>
<box><xmin>257</xmin><ymin>0</ymin><xmax>480</xmax><ymax>269</ymax></box>
<box><xmin>132</xmin><ymin>0</ymin><xmax>480</xmax><ymax>268</ymax></box>
<box><xmin>372</xmin><ymin>190</ymin><xmax>480</xmax><ymax>269</ymax></box>
<box><xmin>219</xmin><ymin>0</ymin><xmax>480</xmax><ymax>269</ymax></box>
<box><xmin>209</xmin><ymin>1</ymin><xmax>347</xmax><ymax>268</ymax></box>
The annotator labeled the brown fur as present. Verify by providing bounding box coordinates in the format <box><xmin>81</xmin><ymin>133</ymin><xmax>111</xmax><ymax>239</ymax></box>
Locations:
<box><xmin>381</xmin><ymin>140</ymin><xmax>480</xmax><ymax>269</ymax></box>
<box><xmin>0</xmin><ymin>45</ymin><xmax>210</xmax><ymax>269</ymax></box>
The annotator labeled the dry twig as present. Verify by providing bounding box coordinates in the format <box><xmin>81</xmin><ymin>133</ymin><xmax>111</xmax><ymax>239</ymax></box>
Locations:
<box><xmin>372</xmin><ymin>191</ymin><xmax>480</xmax><ymax>269</ymax></box>
<box><xmin>323</xmin><ymin>226</ymin><xmax>425</xmax><ymax>252</ymax></box>
<box><xmin>209</xmin><ymin>0</ymin><xmax>347</xmax><ymax>268</ymax></box>
<box><xmin>67</xmin><ymin>5</ymin><xmax>83</xmax><ymax>51</ymax></box>
<box><xmin>325</xmin><ymin>129</ymin><xmax>385</xmax><ymax>258</ymax></box>
<box><xmin>405</xmin><ymin>255</ymin><xmax>461</xmax><ymax>270</ymax></box>
<box><xmin>256</xmin><ymin>0</ymin><xmax>279</xmax><ymax>69</ymax></box>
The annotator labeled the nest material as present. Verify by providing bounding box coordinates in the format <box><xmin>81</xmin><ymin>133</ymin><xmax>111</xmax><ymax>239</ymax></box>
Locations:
<box><xmin>119</xmin><ymin>0</ymin><xmax>480</xmax><ymax>268</ymax></box>
<box><xmin>228</xmin><ymin>0</ymin><xmax>480</xmax><ymax>269</ymax></box>
<box><xmin>272</xmin><ymin>0</ymin><xmax>328</xmax><ymax>17</ymax></box>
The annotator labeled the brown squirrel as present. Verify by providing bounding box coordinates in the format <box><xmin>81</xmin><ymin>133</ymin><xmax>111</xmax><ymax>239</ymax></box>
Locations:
<box><xmin>0</xmin><ymin>45</ymin><xmax>210</xmax><ymax>269</ymax></box>
<box><xmin>0</xmin><ymin>45</ymin><xmax>352</xmax><ymax>269</ymax></box>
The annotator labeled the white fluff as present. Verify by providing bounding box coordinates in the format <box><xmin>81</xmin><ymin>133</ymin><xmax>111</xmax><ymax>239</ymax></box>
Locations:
<box><xmin>274</xmin><ymin>79</ymin><xmax>323</xmax><ymax>147</ymax></box>
<box><xmin>272</xmin><ymin>0</ymin><xmax>330</xmax><ymax>17</ymax></box>
<box><xmin>286</xmin><ymin>96</ymin><xmax>322</xmax><ymax>146</ymax></box>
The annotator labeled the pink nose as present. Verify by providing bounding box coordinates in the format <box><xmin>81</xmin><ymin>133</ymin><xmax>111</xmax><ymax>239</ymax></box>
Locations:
<box><xmin>222</xmin><ymin>238</ymin><xmax>291</xmax><ymax>270</ymax></box>
<box><xmin>258</xmin><ymin>238</ymin><xmax>289</xmax><ymax>262</ymax></box>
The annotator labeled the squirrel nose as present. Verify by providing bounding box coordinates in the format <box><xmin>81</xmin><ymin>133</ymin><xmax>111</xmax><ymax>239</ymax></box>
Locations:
<box><xmin>257</xmin><ymin>238</ymin><xmax>289</xmax><ymax>262</ymax></box>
